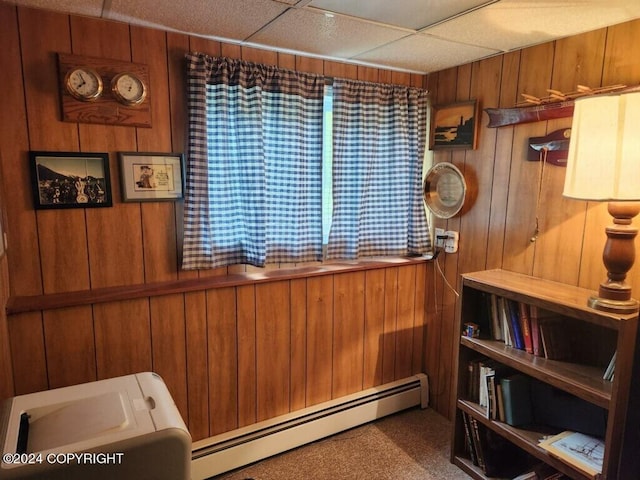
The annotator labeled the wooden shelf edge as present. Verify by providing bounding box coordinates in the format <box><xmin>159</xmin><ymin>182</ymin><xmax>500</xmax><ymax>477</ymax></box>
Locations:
<box><xmin>460</xmin><ymin>336</ymin><xmax>612</xmax><ymax>409</ymax></box>
<box><xmin>6</xmin><ymin>257</ymin><xmax>430</xmax><ymax>315</ymax></box>
<box><xmin>457</xmin><ymin>400</ymin><xmax>594</xmax><ymax>480</ymax></box>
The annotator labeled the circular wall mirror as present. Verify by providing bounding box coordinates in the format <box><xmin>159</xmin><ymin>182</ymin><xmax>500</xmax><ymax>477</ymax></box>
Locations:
<box><xmin>423</xmin><ymin>163</ymin><xmax>466</xmax><ymax>219</ymax></box>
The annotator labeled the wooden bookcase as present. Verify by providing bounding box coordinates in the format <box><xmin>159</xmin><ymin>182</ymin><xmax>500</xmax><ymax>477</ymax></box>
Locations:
<box><xmin>450</xmin><ymin>269</ymin><xmax>640</xmax><ymax>480</ymax></box>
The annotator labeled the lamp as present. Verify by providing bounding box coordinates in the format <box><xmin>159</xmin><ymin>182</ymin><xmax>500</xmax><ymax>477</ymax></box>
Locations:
<box><xmin>563</xmin><ymin>92</ymin><xmax>640</xmax><ymax>314</ymax></box>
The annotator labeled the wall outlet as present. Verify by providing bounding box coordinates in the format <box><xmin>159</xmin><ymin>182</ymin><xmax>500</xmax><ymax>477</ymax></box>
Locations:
<box><xmin>444</xmin><ymin>230</ymin><xmax>459</xmax><ymax>253</ymax></box>
<box><xmin>435</xmin><ymin>228</ymin><xmax>446</xmax><ymax>249</ymax></box>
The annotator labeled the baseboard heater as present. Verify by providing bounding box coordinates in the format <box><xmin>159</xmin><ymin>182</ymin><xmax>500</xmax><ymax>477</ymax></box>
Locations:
<box><xmin>191</xmin><ymin>373</ymin><xmax>429</xmax><ymax>479</ymax></box>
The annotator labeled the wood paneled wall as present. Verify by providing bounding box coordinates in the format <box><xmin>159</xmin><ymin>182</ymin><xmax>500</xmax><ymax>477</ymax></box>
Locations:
<box><xmin>0</xmin><ymin>3</ymin><xmax>428</xmax><ymax>442</ymax></box>
<box><xmin>426</xmin><ymin>19</ymin><xmax>640</xmax><ymax>417</ymax></box>
<box><xmin>1</xmin><ymin>2</ymin><xmax>640</xmax><ymax>441</ymax></box>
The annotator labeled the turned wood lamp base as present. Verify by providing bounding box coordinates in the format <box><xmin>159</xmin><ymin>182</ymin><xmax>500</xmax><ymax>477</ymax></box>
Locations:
<box><xmin>589</xmin><ymin>202</ymin><xmax>640</xmax><ymax>314</ymax></box>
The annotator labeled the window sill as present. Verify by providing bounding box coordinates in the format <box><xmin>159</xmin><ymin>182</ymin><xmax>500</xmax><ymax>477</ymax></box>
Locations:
<box><xmin>6</xmin><ymin>256</ymin><xmax>433</xmax><ymax>315</ymax></box>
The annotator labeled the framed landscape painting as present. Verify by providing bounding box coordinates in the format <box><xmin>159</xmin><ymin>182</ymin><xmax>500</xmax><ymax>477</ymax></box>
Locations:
<box><xmin>430</xmin><ymin>100</ymin><xmax>480</xmax><ymax>150</ymax></box>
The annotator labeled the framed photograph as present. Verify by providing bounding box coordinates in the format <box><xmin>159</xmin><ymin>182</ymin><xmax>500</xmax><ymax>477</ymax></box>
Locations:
<box><xmin>29</xmin><ymin>151</ymin><xmax>112</xmax><ymax>209</ymax></box>
<box><xmin>430</xmin><ymin>99</ymin><xmax>480</xmax><ymax>150</ymax></box>
<box><xmin>119</xmin><ymin>152</ymin><xmax>185</xmax><ymax>202</ymax></box>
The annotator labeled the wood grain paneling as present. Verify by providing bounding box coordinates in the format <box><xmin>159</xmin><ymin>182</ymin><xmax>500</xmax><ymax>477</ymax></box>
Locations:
<box><xmin>3</xmin><ymin>2</ymin><xmax>640</xmax><ymax>440</ymax></box>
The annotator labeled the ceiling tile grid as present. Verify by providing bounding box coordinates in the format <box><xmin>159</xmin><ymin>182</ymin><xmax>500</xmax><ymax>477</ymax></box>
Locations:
<box><xmin>6</xmin><ymin>0</ymin><xmax>640</xmax><ymax>73</ymax></box>
<box><xmin>247</xmin><ymin>6</ymin><xmax>410</xmax><ymax>59</ymax></box>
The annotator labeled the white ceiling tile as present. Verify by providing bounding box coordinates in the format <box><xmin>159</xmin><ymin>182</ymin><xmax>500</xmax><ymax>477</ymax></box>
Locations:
<box><xmin>248</xmin><ymin>7</ymin><xmax>409</xmax><ymax>59</ymax></box>
<box><xmin>308</xmin><ymin>0</ymin><xmax>493</xmax><ymax>30</ymax></box>
<box><xmin>354</xmin><ymin>34</ymin><xmax>500</xmax><ymax>73</ymax></box>
<box><xmin>424</xmin><ymin>0</ymin><xmax>640</xmax><ymax>52</ymax></box>
<box><xmin>106</xmin><ymin>0</ymin><xmax>289</xmax><ymax>41</ymax></box>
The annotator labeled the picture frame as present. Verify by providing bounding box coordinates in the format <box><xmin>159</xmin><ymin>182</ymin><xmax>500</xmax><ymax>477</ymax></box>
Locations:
<box><xmin>29</xmin><ymin>151</ymin><xmax>112</xmax><ymax>209</ymax></box>
<box><xmin>119</xmin><ymin>152</ymin><xmax>185</xmax><ymax>202</ymax></box>
<box><xmin>430</xmin><ymin>99</ymin><xmax>480</xmax><ymax>150</ymax></box>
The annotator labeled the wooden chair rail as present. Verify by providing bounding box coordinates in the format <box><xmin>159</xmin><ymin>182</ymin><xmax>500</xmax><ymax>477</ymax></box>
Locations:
<box><xmin>6</xmin><ymin>257</ymin><xmax>430</xmax><ymax>315</ymax></box>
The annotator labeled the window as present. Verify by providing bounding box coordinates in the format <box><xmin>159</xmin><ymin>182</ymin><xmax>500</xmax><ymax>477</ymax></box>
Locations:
<box><xmin>182</xmin><ymin>54</ymin><xmax>431</xmax><ymax>270</ymax></box>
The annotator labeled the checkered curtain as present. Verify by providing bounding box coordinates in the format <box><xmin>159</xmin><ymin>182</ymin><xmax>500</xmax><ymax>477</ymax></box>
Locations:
<box><xmin>327</xmin><ymin>79</ymin><xmax>431</xmax><ymax>259</ymax></box>
<box><xmin>182</xmin><ymin>53</ymin><xmax>325</xmax><ymax>269</ymax></box>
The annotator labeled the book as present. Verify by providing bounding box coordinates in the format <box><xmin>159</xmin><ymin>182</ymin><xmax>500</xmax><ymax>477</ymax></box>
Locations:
<box><xmin>460</xmin><ymin>410</ymin><xmax>478</xmax><ymax>466</ymax></box>
<box><xmin>489</xmin><ymin>294</ymin><xmax>503</xmax><ymax>340</ymax></box>
<box><xmin>499</xmin><ymin>297</ymin><xmax>513</xmax><ymax>347</ymax></box>
<box><xmin>539</xmin><ymin>431</ymin><xmax>604</xmax><ymax>479</ymax></box>
<box><xmin>507</xmin><ymin>299</ymin><xmax>525</xmax><ymax>350</ymax></box>
<box><xmin>496</xmin><ymin>382</ymin><xmax>506</xmax><ymax>422</ymax></box>
<box><xmin>468</xmin><ymin>415</ymin><xmax>486</xmax><ymax>471</ymax></box>
<box><xmin>603</xmin><ymin>350</ymin><xmax>616</xmax><ymax>381</ymax></box>
<box><xmin>518</xmin><ymin>302</ymin><xmax>533</xmax><ymax>354</ymax></box>
<box><xmin>500</xmin><ymin>373</ymin><xmax>533</xmax><ymax>427</ymax></box>
<box><xmin>529</xmin><ymin>305</ymin><xmax>543</xmax><ymax>356</ymax></box>
<box><xmin>539</xmin><ymin>316</ymin><xmax>572</xmax><ymax>361</ymax></box>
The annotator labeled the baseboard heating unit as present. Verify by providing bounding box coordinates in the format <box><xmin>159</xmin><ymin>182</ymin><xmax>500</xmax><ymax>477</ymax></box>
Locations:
<box><xmin>191</xmin><ymin>373</ymin><xmax>428</xmax><ymax>479</ymax></box>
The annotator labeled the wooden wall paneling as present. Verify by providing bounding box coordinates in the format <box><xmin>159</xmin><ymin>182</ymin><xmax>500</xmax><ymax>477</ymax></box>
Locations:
<box><xmin>188</xmin><ymin>36</ymin><xmax>221</xmax><ymax>58</ymax></box>
<box><xmin>277</xmin><ymin>52</ymin><xmax>296</xmax><ymax>70</ymax></box>
<box><xmin>424</xmin><ymin>66</ymin><xmax>456</xmax><ymax>414</ymax></box>
<box><xmin>43</xmin><ymin>306</ymin><xmax>96</xmax><ymax>388</ymax></box>
<box><xmin>7</xmin><ymin>313</ymin><xmax>48</xmax><ymax>394</ymax></box>
<box><xmin>391</xmin><ymin>71</ymin><xmax>411</xmax><ymax>87</ymax></box>
<box><xmin>296</xmin><ymin>56</ymin><xmax>324</xmax><ymax>75</ymax></box>
<box><xmin>394</xmin><ymin>265</ymin><xmax>416</xmax><ymax>380</ymax></box>
<box><xmin>184</xmin><ymin>291</ymin><xmax>209</xmax><ymax>441</ymax></box>
<box><xmin>423</xmin><ymin>262</ymin><xmax>440</xmax><ymax>404</ymax></box>
<box><xmin>324</xmin><ymin>61</ymin><xmax>358</xmax><ymax>80</ymax></box>
<box><xmin>241</xmin><ymin>46</ymin><xmax>278</xmax><ymax>66</ymax></box>
<box><xmin>131</xmin><ymin>26</ymin><xmax>180</xmax><ymax>284</ymax></box>
<box><xmin>68</xmin><ymin>16</ymin><xmax>143</xmax><ymax>289</ymax></box>
<box><xmin>149</xmin><ymin>294</ymin><xmax>188</xmax><ymax>421</ymax></box>
<box><xmin>363</xmin><ymin>268</ymin><xmax>385</xmax><ymax>388</ymax></box>
<box><xmin>438</xmin><ymin>63</ymin><xmax>471</xmax><ymax>420</ymax></box>
<box><xmin>207</xmin><ymin>287</ymin><xmax>238</xmax><ymax>434</ymax></box>
<box><xmin>0</xmin><ymin>5</ymin><xmax>39</xmax><ymax>298</ymax></box>
<box><xmin>221</xmin><ymin>43</ymin><xmax>242</xmax><ymax>59</ymax></box>
<box><xmin>501</xmin><ymin>43</ymin><xmax>555</xmax><ymax>276</ymax></box>
<box><xmin>532</xmin><ymin>31</ymin><xmax>607</xmax><ymax>285</ymax></box>
<box><xmin>0</xmin><ymin>254</ymin><xmax>13</xmax><ymax>400</ymax></box>
<box><xmin>379</xmin><ymin>69</ymin><xmax>393</xmax><ymax>85</ymax></box>
<box><xmin>289</xmin><ymin>278</ymin><xmax>307</xmax><ymax>412</ymax></box>
<box><xmin>166</xmin><ymin>32</ymin><xmax>191</xmax><ymax>281</ymax></box>
<box><xmin>236</xmin><ymin>284</ymin><xmax>257</xmax><ymax>427</ymax></box>
<box><xmin>456</xmin><ymin>57</ymin><xmax>503</xmax><ymax>277</ymax></box>
<box><xmin>411</xmin><ymin>263</ymin><xmax>426</xmax><ymax>375</ymax></box>
<box><xmin>382</xmin><ymin>267</ymin><xmax>398</xmax><ymax>384</ymax></box>
<box><xmin>357</xmin><ymin>66</ymin><xmax>379</xmax><ymax>83</ymax></box>
<box><xmin>94</xmin><ymin>300</ymin><xmax>152</xmax><ymax>379</ymax></box>
<box><xmin>256</xmin><ymin>281</ymin><xmax>291</xmax><ymax>421</ymax></box>
<box><xmin>332</xmin><ymin>271</ymin><xmax>365</xmax><ymax>398</ymax></box>
<box><xmin>19</xmin><ymin>7</ymin><xmax>90</xmax><ymax>295</ymax></box>
<box><xmin>485</xmin><ymin>51</ymin><xmax>520</xmax><ymax>270</ymax></box>
<box><xmin>305</xmin><ymin>275</ymin><xmax>333</xmax><ymax>405</ymax></box>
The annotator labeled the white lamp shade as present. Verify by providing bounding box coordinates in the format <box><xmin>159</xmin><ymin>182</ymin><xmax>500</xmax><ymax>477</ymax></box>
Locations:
<box><xmin>563</xmin><ymin>91</ymin><xmax>640</xmax><ymax>201</ymax></box>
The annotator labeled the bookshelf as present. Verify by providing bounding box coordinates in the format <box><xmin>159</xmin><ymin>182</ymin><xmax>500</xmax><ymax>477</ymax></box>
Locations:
<box><xmin>451</xmin><ymin>269</ymin><xmax>640</xmax><ymax>480</ymax></box>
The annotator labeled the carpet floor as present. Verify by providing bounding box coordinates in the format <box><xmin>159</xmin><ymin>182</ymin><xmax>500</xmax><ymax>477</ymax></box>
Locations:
<box><xmin>212</xmin><ymin>407</ymin><xmax>472</xmax><ymax>480</ymax></box>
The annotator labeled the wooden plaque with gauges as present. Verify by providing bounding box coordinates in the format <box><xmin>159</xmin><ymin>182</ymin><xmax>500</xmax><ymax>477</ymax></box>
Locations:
<box><xmin>57</xmin><ymin>53</ymin><xmax>152</xmax><ymax>128</ymax></box>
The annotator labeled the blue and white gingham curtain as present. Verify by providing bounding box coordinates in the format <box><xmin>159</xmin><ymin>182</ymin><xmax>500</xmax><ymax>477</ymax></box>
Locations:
<box><xmin>327</xmin><ymin>79</ymin><xmax>431</xmax><ymax>259</ymax></box>
<box><xmin>182</xmin><ymin>54</ymin><xmax>325</xmax><ymax>269</ymax></box>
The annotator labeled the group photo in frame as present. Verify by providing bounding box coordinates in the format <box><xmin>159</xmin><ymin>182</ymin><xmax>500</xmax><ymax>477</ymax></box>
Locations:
<box><xmin>430</xmin><ymin>99</ymin><xmax>480</xmax><ymax>150</ymax></box>
<box><xmin>29</xmin><ymin>151</ymin><xmax>112</xmax><ymax>209</ymax></box>
<box><xmin>119</xmin><ymin>152</ymin><xmax>185</xmax><ymax>202</ymax></box>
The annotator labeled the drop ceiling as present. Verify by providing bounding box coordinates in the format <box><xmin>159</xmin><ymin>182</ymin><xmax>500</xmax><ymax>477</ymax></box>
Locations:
<box><xmin>8</xmin><ymin>0</ymin><xmax>640</xmax><ymax>73</ymax></box>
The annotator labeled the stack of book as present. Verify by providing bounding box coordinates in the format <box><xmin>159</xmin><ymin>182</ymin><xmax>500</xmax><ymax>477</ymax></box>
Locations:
<box><xmin>475</xmin><ymin>294</ymin><xmax>616</xmax><ymax>372</ymax></box>
<box><xmin>460</xmin><ymin>410</ymin><xmax>533</xmax><ymax>478</ymax></box>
